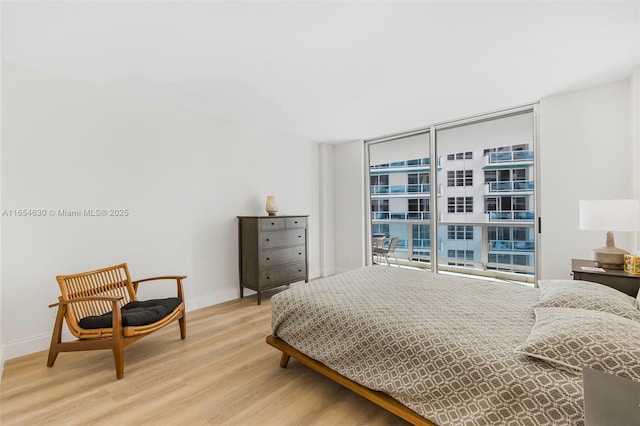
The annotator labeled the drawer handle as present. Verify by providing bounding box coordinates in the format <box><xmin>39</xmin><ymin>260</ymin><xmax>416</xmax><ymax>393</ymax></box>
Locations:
<box><xmin>298</xmin><ymin>235</ymin><xmax>302</xmax><ymax>238</ymax></box>
<box><xmin>266</xmin><ymin>276</ymin><xmax>271</xmax><ymax>280</ymax></box>
<box><xmin>266</xmin><ymin>257</ymin><xmax>270</xmax><ymax>260</ymax></box>
<box><xmin>298</xmin><ymin>269</ymin><xmax>302</xmax><ymax>272</ymax></box>
<box><xmin>294</xmin><ymin>221</ymin><xmax>298</xmax><ymax>224</ymax></box>
<box><xmin>271</xmin><ymin>222</ymin><xmax>275</xmax><ymax>225</ymax></box>
<box><xmin>298</xmin><ymin>252</ymin><xmax>302</xmax><ymax>255</ymax></box>
<box><xmin>266</xmin><ymin>238</ymin><xmax>270</xmax><ymax>242</ymax></box>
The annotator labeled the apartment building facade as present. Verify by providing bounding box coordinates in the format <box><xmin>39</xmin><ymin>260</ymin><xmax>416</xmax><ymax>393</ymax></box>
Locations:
<box><xmin>370</xmin><ymin>143</ymin><xmax>535</xmax><ymax>277</ymax></box>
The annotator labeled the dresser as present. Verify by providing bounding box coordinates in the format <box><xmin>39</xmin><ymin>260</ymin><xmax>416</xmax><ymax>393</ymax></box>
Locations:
<box><xmin>238</xmin><ymin>215</ymin><xmax>309</xmax><ymax>304</ymax></box>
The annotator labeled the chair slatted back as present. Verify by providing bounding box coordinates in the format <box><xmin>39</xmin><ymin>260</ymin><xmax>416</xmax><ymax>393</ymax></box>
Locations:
<box><xmin>56</xmin><ymin>263</ymin><xmax>137</xmax><ymax>327</ymax></box>
<box><xmin>387</xmin><ymin>237</ymin><xmax>400</xmax><ymax>252</ymax></box>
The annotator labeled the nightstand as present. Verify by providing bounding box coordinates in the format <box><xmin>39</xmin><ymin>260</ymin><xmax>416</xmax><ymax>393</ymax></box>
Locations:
<box><xmin>583</xmin><ymin>367</ymin><xmax>640</xmax><ymax>426</ymax></box>
<box><xmin>571</xmin><ymin>259</ymin><xmax>640</xmax><ymax>297</ymax></box>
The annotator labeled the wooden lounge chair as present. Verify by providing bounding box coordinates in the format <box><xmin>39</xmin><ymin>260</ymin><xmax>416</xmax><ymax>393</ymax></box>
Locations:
<box><xmin>47</xmin><ymin>263</ymin><xmax>186</xmax><ymax>379</ymax></box>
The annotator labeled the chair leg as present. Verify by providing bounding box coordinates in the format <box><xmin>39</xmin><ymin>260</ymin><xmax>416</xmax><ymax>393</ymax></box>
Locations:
<box><xmin>47</xmin><ymin>305</ymin><xmax>67</xmax><ymax>367</ymax></box>
<box><xmin>111</xmin><ymin>301</ymin><xmax>125</xmax><ymax>379</ymax></box>
<box><xmin>179</xmin><ymin>312</ymin><xmax>187</xmax><ymax>340</ymax></box>
<box><xmin>113</xmin><ymin>342</ymin><xmax>124</xmax><ymax>380</ymax></box>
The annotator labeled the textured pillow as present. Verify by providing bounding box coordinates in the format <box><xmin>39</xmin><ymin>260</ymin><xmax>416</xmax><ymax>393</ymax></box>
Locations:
<box><xmin>78</xmin><ymin>297</ymin><xmax>182</xmax><ymax>329</ymax></box>
<box><xmin>515</xmin><ymin>307</ymin><xmax>640</xmax><ymax>381</ymax></box>
<box><xmin>535</xmin><ymin>279</ymin><xmax>640</xmax><ymax>321</ymax></box>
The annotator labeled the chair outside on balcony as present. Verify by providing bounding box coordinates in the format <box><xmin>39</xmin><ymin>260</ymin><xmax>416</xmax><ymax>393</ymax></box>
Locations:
<box><xmin>373</xmin><ymin>237</ymin><xmax>400</xmax><ymax>266</ymax></box>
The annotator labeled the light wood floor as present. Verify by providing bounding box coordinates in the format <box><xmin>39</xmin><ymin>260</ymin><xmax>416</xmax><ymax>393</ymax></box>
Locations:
<box><xmin>1</xmin><ymin>290</ymin><xmax>409</xmax><ymax>425</ymax></box>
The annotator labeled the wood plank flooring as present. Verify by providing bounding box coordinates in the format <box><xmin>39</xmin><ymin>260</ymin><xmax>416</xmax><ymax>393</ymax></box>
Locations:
<box><xmin>1</xmin><ymin>290</ymin><xmax>410</xmax><ymax>425</ymax></box>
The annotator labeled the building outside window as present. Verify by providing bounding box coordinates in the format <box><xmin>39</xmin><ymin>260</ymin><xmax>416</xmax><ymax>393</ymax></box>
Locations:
<box><xmin>368</xmin><ymin>110</ymin><xmax>535</xmax><ymax>279</ymax></box>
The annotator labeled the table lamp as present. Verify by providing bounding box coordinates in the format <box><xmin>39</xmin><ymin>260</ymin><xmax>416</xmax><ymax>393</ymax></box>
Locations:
<box><xmin>579</xmin><ymin>199</ymin><xmax>640</xmax><ymax>269</ymax></box>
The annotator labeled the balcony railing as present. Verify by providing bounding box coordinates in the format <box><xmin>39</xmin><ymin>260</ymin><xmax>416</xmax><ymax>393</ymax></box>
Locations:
<box><xmin>488</xmin><ymin>150</ymin><xmax>533</xmax><ymax>163</ymax></box>
<box><xmin>487</xmin><ymin>180</ymin><xmax>534</xmax><ymax>192</ymax></box>
<box><xmin>488</xmin><ymin>210</ymin><xmax>534</xmax><ymax>221</ymax></box>
<box><xmin>372</xmin><ymin>211</ymin><xmax>431</xmax><ymax>220</ymax></box>
<box><xmin>371</xmin><ymin>158</ymin><xmax>431</xmax><ymax>169</ymax></box>
<box><xmin>489</xmin><ymin>240</ymin><xmax>534</xmax><ymax>251</ymax></box>
<box><xmin>371</xmin><ymin>184</ymin><xmax>430</xmax><ymax>195</ymax></box>
<box><xmin>370</xmin><ymin>219</ymin><xmax>535</xmax><ymax>279</ymax></box>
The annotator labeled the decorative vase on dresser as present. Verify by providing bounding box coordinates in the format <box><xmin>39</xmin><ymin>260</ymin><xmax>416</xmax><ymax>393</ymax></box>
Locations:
<box><xmin>237</xmin><ymin>215</ymin><xmax>309</xmax><ymax>304</ymax></box>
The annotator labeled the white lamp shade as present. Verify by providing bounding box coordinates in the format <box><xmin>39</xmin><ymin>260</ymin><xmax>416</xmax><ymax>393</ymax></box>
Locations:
<box><xmin>579</xmin><ymin>199</ymin><xmax>640</xmax><ymax>231</ymax></box>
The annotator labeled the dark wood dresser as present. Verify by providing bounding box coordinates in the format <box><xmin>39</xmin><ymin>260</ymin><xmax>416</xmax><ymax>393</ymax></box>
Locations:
<box><xmin>238</xmin><ymin>215</ymin><xmax>309</xmax><ymax>304</ymax></box>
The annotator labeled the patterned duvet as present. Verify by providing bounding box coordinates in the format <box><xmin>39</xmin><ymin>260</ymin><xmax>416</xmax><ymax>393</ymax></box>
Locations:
<box><xmin>271</xmin><ymin>266</ymin><xmax>583</xmax><ymax>425</ymax></box>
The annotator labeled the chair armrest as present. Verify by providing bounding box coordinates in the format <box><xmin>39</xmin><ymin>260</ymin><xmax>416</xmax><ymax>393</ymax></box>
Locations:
<box><xmin>48</xmin><ymin>295</ymin><xmax>124</xmax><ymax>308</ymax></box>
<box><xmin>132</xmin><ymin>275</ymin><xmax>187</xmax><ymax>284</ymax></box>
<box><xmin>132</xmin><ymin>275</ymin><xmax>186</xmax><ymax>299</ymax></box>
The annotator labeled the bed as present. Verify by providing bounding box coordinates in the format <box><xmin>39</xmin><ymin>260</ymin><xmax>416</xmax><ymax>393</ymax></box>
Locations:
<box><xmin>267</xmin><ymin>266</ymin><xmax>640</xmax><ymax>425</ymax></box>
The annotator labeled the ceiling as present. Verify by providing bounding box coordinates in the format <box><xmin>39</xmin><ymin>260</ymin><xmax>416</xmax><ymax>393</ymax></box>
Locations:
<box><xmin>2</xmin><ymin>1</ymin><xmax>639</xmax><ymax>143</ymax></box>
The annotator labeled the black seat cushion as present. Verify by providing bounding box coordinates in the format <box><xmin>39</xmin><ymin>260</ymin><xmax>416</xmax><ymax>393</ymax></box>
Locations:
<box><xmin>78</xmin><ymin>297</ymin><xmax>182</xmax><ymax>329</ymax></box>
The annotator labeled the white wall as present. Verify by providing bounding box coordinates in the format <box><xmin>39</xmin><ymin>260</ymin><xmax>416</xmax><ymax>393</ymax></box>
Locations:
<box><xmin>538</xmin><ymin>78</ymin><xmax>634</xmax><ymax>279</ymax></box>
<box><xmin>332</xmin><ymin>140</ymin><xmax>366</xmax><ymax>273</ymax></box>
<box><xmin>1</xmin><ymin>63</ymin><xmax>320</xmax><ymax>360</ymax></box>
<box><xmin>632</xmin><ymin>66</ymin><xmax>640</xmax><ymax>253</ymax></box>
<box><xmin>318</xmin><ymin>143</ymin><xmax>336</xmax><ymax>276</ymax></box>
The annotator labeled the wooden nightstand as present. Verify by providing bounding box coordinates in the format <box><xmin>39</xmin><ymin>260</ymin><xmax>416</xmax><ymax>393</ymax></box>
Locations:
<box><xmin>571</xmin><ymin>259</ymin><xmax>640</xmax><ymax>297</ymax></box>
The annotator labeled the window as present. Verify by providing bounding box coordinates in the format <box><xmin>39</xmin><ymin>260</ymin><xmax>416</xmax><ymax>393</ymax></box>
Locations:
<box><xmin>370</xmin><ymin>175</ymin><xmax>388</xmax><ymax>186</ymax></box>
<box><xmin>371</xmin><ymin>199</ymin><xmax>389</xmax><ymax>212</ymax></box>
<box><xmin>408</xmin><ymin>198</ymin><xmax>429</xmax><ymax>219</ymax></box>
<box><xmin>448</xmin><ymin>197</ymin><xmax>473</xmax><ymax>213</ymax></box>
<box><xmin>447</xmin><ymin>225</ymin><xmax>473</xmax><ymax>240</ymax></box>
<box><xmin>447</xmin><ymin>170</ymin><xmax>473</xmax><ymax>187</ymax></box>
<box><xmin>372</xmin><ymin>224</ymin><xmax>389</xmax><ymax>237</ymax></box>
<box><xmin>367</xmin><ymin>108</ymin><xmax>535</xmax><ymax>278</ymax></box>
<box><xmin>447</xmin><ymin>151</ymin><xmax>473</xmax><ymax>160</ymax></box>
<box><xmin>407</xmin><ymin>172</ymin><xmax>429</xmax><ymax>193</ymax></box>
<box><xmin>447</xmin><ymin>250</ymin><xmax>474</xmax><ymax>260</ymax></box>
<box><xmin>486</xmin><ymin>196</ymin><xmax>528</xmax><ymax>212</ymax></box>
<box><xmin>513</xmin><ymin>197</ymin><xmax>527</xmax><ymax>211</ymax></box>
<box><xmin>485</xmin><ymin>170</ymin><xmax>496</xmax><ymax>183</ymax></box>
<box><xmin>408</xmin><ymin>172</ymin><xmax>429</xmax><ymax>185</ymax></box>
<box><xmin>488</xmin><ymin>226</ymin><xmax>511</xmax><ymax>241</ymax></box>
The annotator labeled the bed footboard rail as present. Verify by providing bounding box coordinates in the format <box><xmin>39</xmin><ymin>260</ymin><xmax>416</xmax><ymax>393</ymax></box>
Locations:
<box><xmin>265</xmin><ymin>334</ymin><xmax>435</xmax><ymax>426</ymax></box>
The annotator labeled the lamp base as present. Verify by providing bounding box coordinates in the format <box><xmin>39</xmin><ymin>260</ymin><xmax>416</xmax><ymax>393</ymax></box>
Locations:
<box><xmin>593</xmin><ymin>262</ymin><xmax>624</xmax><ymax>270</ymax></box>
<box><xmin>592</xmin><ymin>240</ymin><xmax>628</xmax><ymax>270</ymax></box>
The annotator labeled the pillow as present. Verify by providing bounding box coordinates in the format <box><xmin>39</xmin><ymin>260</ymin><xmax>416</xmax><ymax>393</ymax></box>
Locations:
<box><xmin>515</xmin><ymin>307</ymin><xmax>640</xmax><ymax>381</ymax></box>
<box><xmin>535</xmin><ymin>279</ymin><xmax>640</xmax><ymax>322</ymax></box>
<box><xmin>78</xmin><ymin>297</ymin><xmax>182</xmax><ymax>329</ymax></box>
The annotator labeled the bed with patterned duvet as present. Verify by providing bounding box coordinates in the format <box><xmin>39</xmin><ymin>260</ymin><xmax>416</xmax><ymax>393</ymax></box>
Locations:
<box><xmin>268</xmin><ymin>266</ymin><xmax>640</xmax><ymax>425</ymax></box>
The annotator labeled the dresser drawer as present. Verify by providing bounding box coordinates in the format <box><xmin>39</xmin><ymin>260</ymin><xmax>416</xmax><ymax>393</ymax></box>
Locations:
<box><xmin>285</xmin><ymin>217</ymin><xmax>307</xmax><ymax>228</ymax></box>
<box><xmin>261</xmin><ymin>228</ymin><xmax>306</xmax><ymax>249</ymax></box>
<box><xmin>260</xmin><ymin>218</ymin><xmax>285</xmax><ymax>230</ymax></box>
<box><xmin>260</xmin><ymin>246</ymin><xmax>306</xmax><ymax>268</ymax></box>
<box><xmin>260</xmin><ymin>262</ymin><xmax>307</xmax><ymax>288</ymax></box>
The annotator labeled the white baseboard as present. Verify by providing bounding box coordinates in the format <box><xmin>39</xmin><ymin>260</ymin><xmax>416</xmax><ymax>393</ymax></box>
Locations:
<box><xmin>2</xmin><ymin>330</ymin><xmax>68</xmax><ymax>361</ymax></box>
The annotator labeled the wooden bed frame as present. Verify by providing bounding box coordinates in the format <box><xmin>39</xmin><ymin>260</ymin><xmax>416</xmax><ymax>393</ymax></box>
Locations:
<box><xmin>266</xmin><ymin>335</ymin><xmax>436</xmax><ymax>426</ymax></box>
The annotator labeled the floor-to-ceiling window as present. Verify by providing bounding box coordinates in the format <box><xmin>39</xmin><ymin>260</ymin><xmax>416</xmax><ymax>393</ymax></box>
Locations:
<box><xmin>366</xmin><ymin>106</ymin><xmax>537</xmax><ymax>282</ymax></box>
<box><xmin>368</xmin><ymin>132</ymin><xmax>431</xmax><ymax>263</ymax></box>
